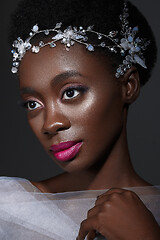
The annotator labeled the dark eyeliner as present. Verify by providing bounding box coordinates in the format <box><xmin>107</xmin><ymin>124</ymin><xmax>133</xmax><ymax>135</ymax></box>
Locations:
<box><xmin>62</xmin><ymin>85</ymin><xmax>88</xmax><ymax>98</ymax></box>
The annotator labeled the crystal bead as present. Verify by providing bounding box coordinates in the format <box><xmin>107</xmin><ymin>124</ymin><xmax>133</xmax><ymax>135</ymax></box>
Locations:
<box><xmin>32</xmin><ymin>46</ymin><xmax>40</xmax><ymax>53</ymax></box>
<box><xmin>79</xmin><ymin>26</ymin><xmax>83</xmax><ymax>30</ymax></box>
<box><xmin>109</xmin><ymin>31</ymin><xmax>118</xmax><ymax>37</ymax></box>
<box><xmin>18</xmin><ymin>49</ymin><xmax>25</xmax><ymax>55</ymax></box>
<box><xmin>11</xmin><ymin>67</ymin><xmax>18</xmax><ymax>74</ymax></box>
<box><xmin>87</xmin><ymin>25</ymin><xmax>94</xmax><ymax>31</ymax></box>
<box><xmin>44</xmin><ymin>30</ymin><xmax>49</xmax><ymax>35</ymax></box>
<box><xmin>129</xmin><ymin>49</ymin><xmax>133</xmax><ymax>54</ymax></box>
<box><xmin>121</xmin><ymin>38</ymin><xmax>126</xmax><ymax>43</ymax></box>
<box><xmin>84</xmin><ymin>36</ymin><xmax>88</xmax><ymax>41</ymax></box>
<box><xmin>11</xmin><ymin>50</ymin><xmax>15</xmax><ymax>54</ymax></box>
<box><xmin>128</xmin><ymin>36</ymin><xmax>133</xmax><ymax>43</ymax></box>
<box><xmin>135</xmin><ymin>46</ymin><xmax>141</xmax><ymax>52</ymax></box>
<box><xmin>50</xmin><ymin>42</ymin><xmax>56</xmax><ymax>48</ymax></box>
<box><xmin>67</xmin><ymin>43</ymin><xmax>71</xmax><ymax>47</ymax></box>
<box><xmin>117</xmin><ymin>68</ymin><xmax>121</xmax><ymax>73</ymax></box>
<box><xmin>87</xmin><ymin>44</ymin><xmax>94</xmax><ymax>51</ymax></box>
<box><xmin>126</xmin><ymin>55</ymin><xmax>132</xmax><ymax>61</ymax></box>
<box><xmin>132</xmin><ymin>26</ymin><xmax>139</xmax><ymax>33</ymax></box>
<box><xmin>100</xmin><ymin>42</ymin><xmax>105</xmax><ymax>47</ymax></box>
<box><xmin>29</xmin><ymin>32</ymin><xmax>33</xmax><ymax>36</ymax></box>
<box><xmin>75</xmin><ymin>34</ymin><xmax>81</xmax><ymax>40</ymax></box>
<box><xmin>124</xmin><ymin>7</ymin><xmax>128</xmax><ymax>12</ymax></box>
<box><xmin>56</xmin><ymin>22</ymin><xmax>62</xmax><ymax>28</ymax></box>
<box><xmin>13</xmin><ymin>62</ymin><xmax>19</xmax><ymax>67</ymax></box>
<box><xmin>19</xmin><ymin>39</ymin><xmax>24</xmax><ymax>45</ymax></box>
<box><xmin>32</xmin><ymin>24</ymin><xmax>39</xmax><ymax>32</ymax></box>
<box><xmin>98</xmin><ymin>35</ymin><xmax>102</xmax><ymax>40</ymax></box>
<box><xmin>115</xmin><ymin>72</ymin><xmax>120</xmax><ymax>78</ymax></box>
<box><xmin>13</xmin><ymin>52</ymin><xmax>18</xmax><ymax>58</ymax></box>
<box><xmin>123</xmin><ymin>60</ymin><xmax>128</xmax><ymax>65</ymax></box>
<box><xmin>62</xmin><ymin>38</ymin><xmax>67</xmax><ymax>44</ymax></box>
<box><xmin>121</xmin><ymin>50</ymin><xmax>125</xmax><ymax>56</ymax></box>
<box><xmin>110</xmin><ymin>47</ymin><xmax>115</xmax><ymax>52</ymax></box>
<box><xmin>135</xmin><ymin>37</ymin><xmax>140</xmax><ymax>43</ymax></box>
<box><xmin>25</xmin><ymin>42</ymin><xmax>32</xmax><ymax>50</ymax></box>
<box><xmin>12</xmin><ymin>40</ymin><xmax>18</xmax><ymax>48</ymax></box>
<box><xmin>39</xmin><ymin>41</ymin><xmax>45</xmax><ymax>47</ymax></box>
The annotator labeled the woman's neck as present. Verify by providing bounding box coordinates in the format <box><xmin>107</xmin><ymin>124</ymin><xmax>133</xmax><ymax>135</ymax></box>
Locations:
<box><xmin>69</xmin><ymin>124</ymin><xmax>145</xmax><ymax>191</ymax></box>
<box><xmin>34</xmin><ymin>123</ymin><xmax>151</xmax><ymax>194</ymax></box>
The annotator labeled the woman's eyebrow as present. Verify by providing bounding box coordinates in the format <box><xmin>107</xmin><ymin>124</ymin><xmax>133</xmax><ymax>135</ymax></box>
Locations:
<box><xmin>20</xmin><ymin>87</ymin><xmax>37</xmax><ymax>95</ymax></box>
<box><xmin>20</xmin><ymin>71</ymin><xmax>87</xmax><ymax>95</ymax></box>
<box><xmin>51</xmin><ymin>70</ymin><xmax>86</xmax><ymax>86</ymax></box>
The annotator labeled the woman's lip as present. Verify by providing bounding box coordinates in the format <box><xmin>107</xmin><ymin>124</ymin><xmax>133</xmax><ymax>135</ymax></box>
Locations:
<box><xmin>50</xmin><ymin>141</ymin><xmax>83</xmax><ymax>162</ymax></box>
<box><xmin>50</xmin><ymin>141</ymin><xmax>81</xmax><ymax>153</ymax></box>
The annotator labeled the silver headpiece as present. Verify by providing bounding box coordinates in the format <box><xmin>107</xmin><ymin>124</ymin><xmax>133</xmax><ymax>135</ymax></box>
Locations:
<box><xmin>11</xmin><ymin>1</ymin><xmax>150</xmax><ymax>78</ymax></box>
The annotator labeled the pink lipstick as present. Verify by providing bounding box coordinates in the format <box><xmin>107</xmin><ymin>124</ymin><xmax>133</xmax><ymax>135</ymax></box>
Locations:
<box><xmin>50</xmin><ymin>141</ymin><xmax>83</xmax><ymax>162</ymax></box>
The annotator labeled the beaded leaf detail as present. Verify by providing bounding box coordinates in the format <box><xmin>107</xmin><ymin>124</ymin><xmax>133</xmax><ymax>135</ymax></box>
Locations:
<box><xmin>11</xmin><ymin>1</ymin><xmax>150</xmax><ymax>78</ymax></box>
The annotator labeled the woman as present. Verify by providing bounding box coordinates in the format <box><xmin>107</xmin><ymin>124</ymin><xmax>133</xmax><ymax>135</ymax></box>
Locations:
<box><xmin>1</xmin><ymin>0</ymin><xmax>160</xmax><ymax>239</ymax></box>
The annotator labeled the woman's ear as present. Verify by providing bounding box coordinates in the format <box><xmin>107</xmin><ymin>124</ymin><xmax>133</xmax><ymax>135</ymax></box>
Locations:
<box><xmin>121</xmin><ymin>66</ymin><xmax>140</xmax><ymax>104</ymax></box>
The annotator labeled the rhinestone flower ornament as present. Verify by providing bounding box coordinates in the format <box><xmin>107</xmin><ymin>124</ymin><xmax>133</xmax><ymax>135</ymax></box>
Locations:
<box><xmin>11</xmin><ymin>1</ymin><xmax>150</xmax><ymax>78</ymax></box>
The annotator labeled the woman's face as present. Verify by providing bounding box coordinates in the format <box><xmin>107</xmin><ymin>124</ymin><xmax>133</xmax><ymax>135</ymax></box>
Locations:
<box><xmin>19</xmin><ymin>42</ymin><xmax>125</xmax><ymax>172</ymax></box>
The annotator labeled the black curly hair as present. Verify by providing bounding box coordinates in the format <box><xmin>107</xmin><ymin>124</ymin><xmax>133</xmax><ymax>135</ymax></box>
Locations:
<box><xmin>9</xmin><ymin>0</ymin><xmax>157</xmax><ymax>86</ymax></box>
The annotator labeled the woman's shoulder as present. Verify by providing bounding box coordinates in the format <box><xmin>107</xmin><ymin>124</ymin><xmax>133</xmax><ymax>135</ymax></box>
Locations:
<box><xmin>30</xmin><ymin>172</ymin><xmax>70</xmax><ymax>193</ymax></box>
<box><xmin>0</xmin><ymin>174</ymin><xmax>68</xmax><ymax>193</ymax></box>
<box><xmin>30</xmin><ymin>180</ymin><xmax>48</xmax><ymax>193</ymax></box>
<box><xmin>0</xmin><ymin>173</ymin><xmax>77</xmax><ymax>194</ymax></box>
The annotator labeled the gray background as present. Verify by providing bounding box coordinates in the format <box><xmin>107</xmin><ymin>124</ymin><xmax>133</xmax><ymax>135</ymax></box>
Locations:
<box><xmin>0</xmin><ymin>0</ymin><xmax>160</xmax><ymax>184</ymax></box>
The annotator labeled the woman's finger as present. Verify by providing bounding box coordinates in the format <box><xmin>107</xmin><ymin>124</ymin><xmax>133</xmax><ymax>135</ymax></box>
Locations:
<box><xmin>87</xmin><ymin>230</ymin><xmax>97</xmax><ymax>240</ymax></box>
<box><xmin>95</xmin><ymin>188</ymin><xmax>126</xmax><ymax>206</ymax></box>
<box><xmin>77</xmin><ymin>217</ymin><xmax>97</xmax><ymax>240</ymax></box>
<box><xmin>96</xmin><ymin>187</ymin><xmax>126</xmax><ymax>199</ymax></box>
<box><xmin>87</xmin><ymin>205</ymin><xmax>101</xmax><ymax>218</ymax></box>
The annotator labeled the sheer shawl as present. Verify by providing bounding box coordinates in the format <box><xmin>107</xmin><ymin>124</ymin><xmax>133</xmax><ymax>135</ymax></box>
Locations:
<box><xmin>0</xmin><ymin>176</ymin><xmax>159</xmax><ymax>240</ymax></box>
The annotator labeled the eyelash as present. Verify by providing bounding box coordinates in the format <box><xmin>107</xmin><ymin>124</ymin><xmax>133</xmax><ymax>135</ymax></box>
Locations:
<box><xmin>61</xmin><ymin>86</ymin><xmax>87</xmax><ymax>101</ymax></box>
<box><xmin>20</xmin><ymin>86</ymin><xmax>87</xmax><ymax>111</ymax></box>
<box><xmin>20</xmin><ymin>100</ymin><xmax>43</xmax><ymax>111</ymax></box>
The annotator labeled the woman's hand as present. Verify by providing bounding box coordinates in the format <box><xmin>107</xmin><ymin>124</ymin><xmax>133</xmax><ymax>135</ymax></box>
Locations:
<box><xmin>77</xmin><ymin>188</ymin><xmax>160</xmax><ymax>240</ymax></box>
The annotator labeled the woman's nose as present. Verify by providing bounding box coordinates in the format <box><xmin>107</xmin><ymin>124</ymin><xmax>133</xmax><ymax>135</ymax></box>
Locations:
<box><xmin>42</xmin><ymin>107</ymin><xmax>71</xmax><ymax>135</ymax></box>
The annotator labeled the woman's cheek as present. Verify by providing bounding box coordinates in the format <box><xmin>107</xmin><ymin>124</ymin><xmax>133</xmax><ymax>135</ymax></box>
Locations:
<box><xmin>61</xmin><ymin>93</ymin><xmax>95</xmax><ymax>124</ymax></box>
<box><xmin>27</xmin><ymin>113</ymin><xmax>44</xmax><ymax>139</ymax></box>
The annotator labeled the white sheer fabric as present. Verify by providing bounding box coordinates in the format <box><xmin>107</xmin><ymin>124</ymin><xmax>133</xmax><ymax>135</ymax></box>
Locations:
<box><xmin>0</xmin><ymin>176</ymin><xmax>159</xmax><ymax>240</ymax></box>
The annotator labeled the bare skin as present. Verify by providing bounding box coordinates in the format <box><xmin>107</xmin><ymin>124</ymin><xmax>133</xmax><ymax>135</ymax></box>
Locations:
<box><xmin>77</xmin><ymin>188</ymin><xmax>160</xmax><ymax>240</ymax></box>
<box><xmin>19</xmin><ymin>42</ymin><xmax>160</xmax><ymax>239</ymax></box>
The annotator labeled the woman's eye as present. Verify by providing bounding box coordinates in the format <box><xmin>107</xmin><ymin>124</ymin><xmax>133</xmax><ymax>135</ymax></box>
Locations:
<box><xmin>62</xmin><ymin>88</ymin><xmax>80</xmax><ymax>100</ymax></box>
<box><xmin>23</xmin><ymin>101</ymin><xmax>42</xmax><ymax>111</ymax></box>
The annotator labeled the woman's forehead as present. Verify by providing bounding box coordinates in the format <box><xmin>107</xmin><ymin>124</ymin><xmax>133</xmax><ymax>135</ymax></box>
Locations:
<box><xmin>19</xmin><ymin>41</ymin><xmax>114</xmax><ymax>84</ymax></box>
